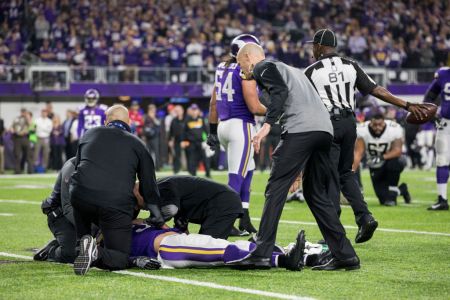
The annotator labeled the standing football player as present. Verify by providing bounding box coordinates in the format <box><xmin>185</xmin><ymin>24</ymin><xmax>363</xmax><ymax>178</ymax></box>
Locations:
<box><xmin>353</xmin><ymin>114</ymin><xmax>411</xmax><ymax>206</ymax></box>
<box><xmin>77</xmin><ymin>89</ymin><xmax>107</xmax><ymax>138</ymax></box>
<box><xmin>208</xmin><ymin>34</ymin><xmax>267</xmax><ymax>235</ymax></box>
<box><xmin>424</xmin><ymin>66</ymin><xmax>450</xmax><ymax>210</ymax></box>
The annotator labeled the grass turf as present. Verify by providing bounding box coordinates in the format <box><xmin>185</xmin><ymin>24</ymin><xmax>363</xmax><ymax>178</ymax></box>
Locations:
<box><xmin>0</xmin><ymin>169</ymin><xmax>449</xmax><ymax>299</ymax></box>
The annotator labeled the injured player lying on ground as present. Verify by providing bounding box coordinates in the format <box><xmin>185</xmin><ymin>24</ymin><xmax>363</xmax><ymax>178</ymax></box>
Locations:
<box><xmin>126</xmin><ymin>221</ymin><xmax>328</xmax><ymax>271</ymax></box>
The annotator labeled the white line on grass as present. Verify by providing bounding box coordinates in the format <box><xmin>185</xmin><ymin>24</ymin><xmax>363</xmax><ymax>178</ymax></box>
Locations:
<box><xmin>251</xmin><ymin>218</ymin><xmax>450</xmax><ymax>237</ymax></box>
<box><xmin>0</xmin><ymin>213</ymin><xmax>14</xmax><ymax>216</ymax></box>
<box><xmin>0</xmin><ymin>252</ymin><xmax>315</xmax><ymax>300</ymax></box>
<box><xmin>0</xmin><ymin>199</ymin><xmax>41</xmax><ymax>205</ymax></box>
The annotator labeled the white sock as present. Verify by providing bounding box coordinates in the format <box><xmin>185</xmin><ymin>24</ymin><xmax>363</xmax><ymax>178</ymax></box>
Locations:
<box><xmin>437</xmin><ymin>184</ymin><xmax>448</xmax><ymax>200</ymax></box>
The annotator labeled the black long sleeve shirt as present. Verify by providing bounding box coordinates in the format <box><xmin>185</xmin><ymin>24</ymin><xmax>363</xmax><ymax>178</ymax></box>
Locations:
<box><xmin>70</xmin><ymin>126</ymin><xmax>159</xmax><ymax>215</ymax></box>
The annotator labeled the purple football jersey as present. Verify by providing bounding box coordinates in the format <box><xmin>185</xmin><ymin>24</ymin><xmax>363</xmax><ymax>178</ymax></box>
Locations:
<box><xmin>426</xmin><ymin>67</ymin><xmax>450</xmax><ymax>119</ymax></box>
<box><xmin>130</xmin><ymin>224</ymin><xmax>180</xmax><ymax>258</ymax></box>
<box><xmin>215</xmin><ymin>62</ymin><xmax>255</xmax><ymax>124</ymax></box>
<box><xmin>77</xmin><ymin>104</ymin><xmax>107</xmax><ymax>137</ymax></box>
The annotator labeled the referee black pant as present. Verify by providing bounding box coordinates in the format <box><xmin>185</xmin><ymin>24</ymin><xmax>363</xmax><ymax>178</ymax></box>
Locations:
<box><xmin>370</xmin><ymin>157</ymin><xmax>406</xmax><ymax>204</ymax></box>
<box><xmin>329</xmin><ymin>116</ymin><xmax>372</xmax><ymax>226</ymax></box>
<box><xmin>71</xmin><ymin>199</ymin><xmax>132</xmax><ymax>270</ymax></box>
<box><xmin>252</xmin><ymin>131</ymin><xmax>356</xmax><ymax>260</ymax></box>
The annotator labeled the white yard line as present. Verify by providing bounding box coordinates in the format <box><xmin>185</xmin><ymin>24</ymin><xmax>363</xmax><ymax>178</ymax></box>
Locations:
<box><xmin>0</xmin><ymin>199</ymin><xmax>41</xmax><ymax>205</ymax></box>
<box><xmin>0</xmin><ymin>213</ymin><xmax>14</xmax><ymax>216</ymax></box>
<box><xmin>0</xmin><ymin>252</ymin><xmax>315</xmax><ymax>300</ymax></box>
<box><xmin>251</xmin><ymin>218</ymin><xmax>450</xmax><ymax>237</ymax></box>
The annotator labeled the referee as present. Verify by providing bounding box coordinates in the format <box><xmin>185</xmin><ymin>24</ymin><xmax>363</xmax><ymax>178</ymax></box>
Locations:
<box><xmin>233</xmin><ymin>43</ymin><xmax>359</xmax><ymax>271</ymax></box>
<box><xmin>304</xmin><ymin>29</ymin><xmax>428</xmax><ymax>243</ymax></box>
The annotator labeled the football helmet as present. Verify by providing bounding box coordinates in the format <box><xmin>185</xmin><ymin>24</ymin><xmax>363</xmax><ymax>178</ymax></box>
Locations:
<box><xmin>84</xmin><ymin>89</ymin><xmax>100</xmax><ymax>107</ymax></box>
<box><xmin>230</xmin><ymin>34</ymin><xmax>260</xmax><ymax>58</ymax></box>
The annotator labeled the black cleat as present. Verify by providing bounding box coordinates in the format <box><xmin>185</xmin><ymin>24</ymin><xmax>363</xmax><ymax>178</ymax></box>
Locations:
<box><xmin>355</xmin><ymin>216</ymin><xmax>378</xmax><ymax>244</ymax></box>
<box><xmin>428</xmin><ymin>196</ymin><xmax>449</xmax><ymax>211</ymax></box>
<box><xmin>33</xmin><ymin>239</ymin><xmax>59</xmax><ymax>261</ymax></box>
<box><xmin>229</xmin><ymin>226</ymin><xmax>249</xmax><ymax>237</ymax></box>
<box><xmin>399</xmin><ymin>183</ymin><xmax>411</xmax><ymax>204</ymax></box>
<box><xmin>73</xmin><ymin>235</ymin><xmax>97</xmax><ymax>275</ymax></box>
<box><xmin>239</xmin><ymin>209</ymin><xmax>257</xmax><ymax>233</ymax></box>
<box><xmin>311</xmin><ymin>255</ymin><xmax>360</xmax><ymax>271</ymax></box>
<box><xmin>283</xmin><ymin>230</ymin><xmax>306</xmax><ymax>271</ymax></box>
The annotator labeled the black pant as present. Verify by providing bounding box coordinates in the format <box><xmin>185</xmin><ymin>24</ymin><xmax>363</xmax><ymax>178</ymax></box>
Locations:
<box><xmin>71</xmin><ymin>199</ymin><xmax>132</xmax><ymax>270</ymax></box>
<box><xmin>173</xmin><ymin>141</ymin><xmax>182</xmax><ymax>174</ymax></box>
<box><xmin>47</xmin><ymin>214</ymin><xmax>77</xmax><ymax>263</ymax></box>
<box><xmin>50</xmin><ymin>144</ymin><xmax>63</xmax><ymax>170</ymax></box>
<box><xmin>13</xmin><ymin>135</ymin><xmax>33</xmax><ymax>174</ymax></box>
<box><xmin>370</xmin><ymin>157</ymin><xmax>406</xmax><ymax>204</ymax></box>
<box><xmin>197</xmin><ymin>192</ymin><xmax>242</xmax><ymax>239</ymax></box>
<box><xmin>253</xmin><ymin>131</ymin><xmax>356</xmax><ymax>260</ymax></box>
<box><xmin>329</xmin><ymin>116</ymin><xmax>371</xmax><ymax>225</ymax></box>
<box><xmin>185</xmin><ymin>142</ymin><xmax>210</xmax><ymax>177</ymax></box>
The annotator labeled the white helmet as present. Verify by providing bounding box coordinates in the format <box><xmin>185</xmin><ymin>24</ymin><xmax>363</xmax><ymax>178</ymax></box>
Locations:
<box><xmin>84</xmin><ymin>89</ymin><xmax>100</xmax><ymax>107</ymax></box>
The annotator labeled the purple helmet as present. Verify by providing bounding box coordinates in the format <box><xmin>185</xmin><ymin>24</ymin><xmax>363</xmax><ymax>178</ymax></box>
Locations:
<box><xmin>230</xmin><ymin>34</ymin><xmax>260</xmax><ymax>58</ymax></box>
<box><xmin>84</xmin><ymin>89</ymin><xmax>100</xmax><ymax>107</ymax></box>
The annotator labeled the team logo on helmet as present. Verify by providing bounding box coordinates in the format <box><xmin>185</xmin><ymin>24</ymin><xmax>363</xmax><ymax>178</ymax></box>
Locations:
<box><xmin>84</xmin><ymin>89</ymin><xmax>100</xmax><ymax>107</ymax></box>
<box><xmin>230</xmin><ymin>34</ymin><xmax>260</xmax><ymax>58</ymax></box>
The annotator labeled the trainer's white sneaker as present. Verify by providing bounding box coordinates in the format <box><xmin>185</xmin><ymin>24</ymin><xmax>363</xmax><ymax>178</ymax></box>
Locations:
<box><xmin>73</xmin><ymin>235</ymin><xmax>98</xmax><ymax>275</ymax></box>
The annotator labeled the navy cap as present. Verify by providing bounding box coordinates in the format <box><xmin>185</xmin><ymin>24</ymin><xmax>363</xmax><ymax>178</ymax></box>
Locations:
<box><xmin>307</xmin><ymin>29</ymin><xmax>337</xmax><ymax>47</ymax></box>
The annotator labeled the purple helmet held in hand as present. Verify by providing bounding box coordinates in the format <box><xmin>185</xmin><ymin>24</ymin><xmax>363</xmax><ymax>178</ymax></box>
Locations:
<box><xmin>230</xmin><ymin>34</ymin><xmax>260</xmax><ymax>58</ymax></box>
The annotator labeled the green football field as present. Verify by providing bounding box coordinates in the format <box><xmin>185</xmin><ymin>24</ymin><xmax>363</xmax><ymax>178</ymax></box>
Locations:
<box><xmin>0</xmin><ymin>169</ymin><xmax>449</xmax><ymax>299</ymax></box>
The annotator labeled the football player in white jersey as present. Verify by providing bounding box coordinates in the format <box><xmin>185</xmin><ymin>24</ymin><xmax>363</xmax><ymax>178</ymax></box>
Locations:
<box><xmin>353</xmin><ymin>113</ymin><xmax>411</xmax><ymax>206</ymax></box>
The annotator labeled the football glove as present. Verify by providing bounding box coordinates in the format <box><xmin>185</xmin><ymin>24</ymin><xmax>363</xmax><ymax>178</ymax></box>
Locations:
<box><xmin>206</xmin><ymin>133</ymin><xmax>220</xmax><ymax>150</ymax></box>
<box><xmin>368</xmin><ymin>155</ymin><xmax>385</xmax><ymax>167</ymax></box>
<box><xmin>131</xmin><ymin>256</ymin><xmax>161</xmax><ymax>270</ymax></box>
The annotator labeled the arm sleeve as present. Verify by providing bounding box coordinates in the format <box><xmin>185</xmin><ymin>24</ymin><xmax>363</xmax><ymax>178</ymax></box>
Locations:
<box><xmin>352</xmin><ymin>61</ymin><xmax>378</xmax><ymax>96</ymax></box>
<box><xmin>137</xmin><ymin>143</ymin><xmax>160</xmax><ymax>206</ymax></box>
<box><xmin>60</xmin><ymin>161</ymin><xmax>76</xmax><ymax>226</ymax></box>
<box><xmin>424</xmin><ymin>73</ymin><xmax>441</xmax><ymax>104</ymax></box>
<box><xmin>253</xmin><ymin>62</ymin><xmax>289</xmax><ymax>125</ymax></box>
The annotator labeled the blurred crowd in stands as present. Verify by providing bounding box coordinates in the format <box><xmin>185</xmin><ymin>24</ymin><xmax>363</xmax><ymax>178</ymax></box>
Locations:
<box><xmin>0</xmin><ymin>97</ymin><xmax>438</xmax><ymax>174</ymax></box>
<box><xmin>0</xmin><ymin>0</ymin><xmax>449</xmax><ymax>81</ymax></box>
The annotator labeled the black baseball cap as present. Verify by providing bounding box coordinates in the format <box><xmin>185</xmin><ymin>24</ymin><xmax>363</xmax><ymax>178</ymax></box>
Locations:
<box><xmin>307</xmin><ymin>29</ymin><xmax>337</xmax><ymax>47</ymax></box>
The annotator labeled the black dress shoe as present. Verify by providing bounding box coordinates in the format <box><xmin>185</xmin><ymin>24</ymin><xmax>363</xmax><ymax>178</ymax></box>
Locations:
<box><xmin>312</xmin><ymin>256</ymin><xmax>360</xmax><ymax>271</ymax></box>
<box><xmin>229</xmin><ymin>254</ymin><xmax>271</xmax><ymax>270</ymax></box>
<box><xmin>355</xmin><ymin>217</ymin><xmax>378</xmax><ymax>244</ymax></box>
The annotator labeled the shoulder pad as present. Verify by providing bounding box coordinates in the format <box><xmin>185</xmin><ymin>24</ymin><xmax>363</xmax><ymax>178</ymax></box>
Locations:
<box><xmin>99</xmin><ymin>104</ymin><xmax>109</xmax><ymax>110</ymax></box>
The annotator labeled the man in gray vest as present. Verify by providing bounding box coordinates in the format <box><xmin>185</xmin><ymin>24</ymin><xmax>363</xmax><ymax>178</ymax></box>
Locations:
<box><xmin>231</xmin><ymin>43</ymin><xmax>359</xmax><ymax>271</ymax></box>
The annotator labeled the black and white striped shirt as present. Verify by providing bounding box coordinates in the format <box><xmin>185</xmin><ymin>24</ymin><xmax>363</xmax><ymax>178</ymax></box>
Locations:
<box><xmin>304</xmin><ymin>53</ymin><xmax>377</xmax><ymax>112</ymax></box>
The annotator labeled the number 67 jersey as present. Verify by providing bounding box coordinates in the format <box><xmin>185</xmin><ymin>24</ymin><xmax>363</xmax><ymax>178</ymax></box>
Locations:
<box><xmin>357</xmin><ymin>120</ymin><xmax>404</xmax><ymax>168</ymax></box>
<box><xmin>215</xmin><ymin>62</ymin><xmax>255</xmax><ymax>124</ymax></box>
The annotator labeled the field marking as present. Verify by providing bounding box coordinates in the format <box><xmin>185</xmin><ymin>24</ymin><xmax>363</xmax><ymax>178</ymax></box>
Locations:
<box><xmin>0</xmin><ymin>252</ymin><xmax>315</xmax><ymax>300</ymax></box>
<box><xmin>0</xmin><ymin>213</ymin><xmax>14</xmax><ymax>216</ymax></box>
<box><xmin>251</xmin><ymin>218</ymin><xmax>450</xmax><ymax>237</ymax></box>
<box><xmin>0</xmin><ymin>199</ymin><xmax>41</xmax><ymax>205</ymax></box>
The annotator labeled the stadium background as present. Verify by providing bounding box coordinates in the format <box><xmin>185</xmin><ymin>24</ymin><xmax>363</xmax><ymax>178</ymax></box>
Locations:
<box><xmin>0</xmin><ymin>1</ymin><xmax>449</xmax><ymax>299</ymax></box>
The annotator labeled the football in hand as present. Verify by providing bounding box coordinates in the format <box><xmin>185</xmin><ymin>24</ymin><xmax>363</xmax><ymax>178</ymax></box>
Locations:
<box><xmin>406</xmin><ymin>103</ymin><xmax>437</xmax><ymax>124</ymax></box>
